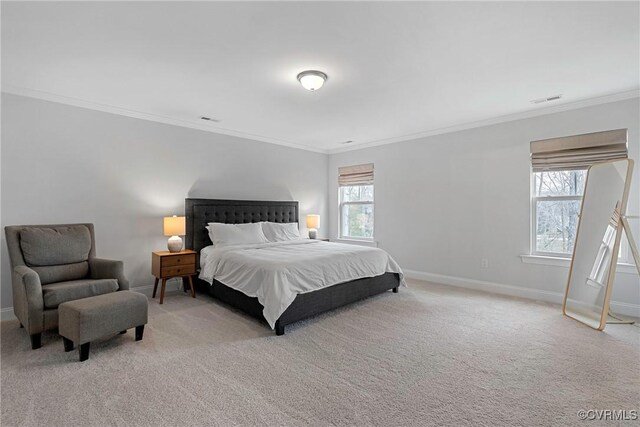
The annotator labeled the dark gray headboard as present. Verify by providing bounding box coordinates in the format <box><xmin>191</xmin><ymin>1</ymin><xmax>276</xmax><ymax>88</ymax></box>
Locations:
<box><xmin>185</xmin><ymin>198</ymin><xmax>299</xmax><ymax>255</ymax></box>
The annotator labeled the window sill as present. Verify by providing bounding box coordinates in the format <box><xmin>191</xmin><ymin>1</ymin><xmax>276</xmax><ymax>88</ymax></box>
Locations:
<box><xmin>520</xmin><ymin>254</ymin><xmax>638</xmax><ymax>275</ymax></box>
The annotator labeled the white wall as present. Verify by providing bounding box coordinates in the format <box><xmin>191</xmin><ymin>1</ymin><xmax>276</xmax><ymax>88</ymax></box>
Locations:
<box><xmin>1</xmin><ymin>93</ymin><xmax>329</xmax><ymax>309</ymax></box>
<box><xmin>329</xmin><ymin>98</ymin><xmax>640</xmax><ymax>314</ymax></box>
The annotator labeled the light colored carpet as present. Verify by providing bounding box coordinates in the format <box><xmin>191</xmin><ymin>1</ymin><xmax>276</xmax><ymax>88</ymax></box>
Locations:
<box><xmin>1</xmin><ymin>279</ymin><xmax>639</xmax><ymax>427</ymax></box>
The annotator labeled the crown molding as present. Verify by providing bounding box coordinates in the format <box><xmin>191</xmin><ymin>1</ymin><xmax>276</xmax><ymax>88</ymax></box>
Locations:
<box><xmin>1</xmin><ymin>85</ymin><xmax>328</xmax><ymax>154</ymax></box>
<box><xmin>328</xmin><ymin>89</ymin><xmax>640</xmax><ymax>154</ymax></box>
<box><xmin>3</xmin><ymin>85</ymin><xmax>638</xmax><ymax>156</ymax></box>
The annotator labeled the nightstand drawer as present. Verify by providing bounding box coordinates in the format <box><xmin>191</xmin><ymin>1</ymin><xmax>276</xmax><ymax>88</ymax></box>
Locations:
<box><xmin>162</xmin><ymin>254</ymin><xmax>196</xmax><ymax>267</ymax></box>
<box><xmin>161</xmin><ymin>264</ymin><xmax>196</xmax><ymax>277</ymax></box>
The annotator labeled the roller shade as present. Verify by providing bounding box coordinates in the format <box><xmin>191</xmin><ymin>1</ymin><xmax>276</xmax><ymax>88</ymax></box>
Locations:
<box><xmin>338</xmin><ymin>163</ymin><xmax>374</xmax><ymax>186</ymax></box>
<box><xmin>530</xmin><ymin>129</ymin><xmax>628</xmax><ymax>172</ymax></box>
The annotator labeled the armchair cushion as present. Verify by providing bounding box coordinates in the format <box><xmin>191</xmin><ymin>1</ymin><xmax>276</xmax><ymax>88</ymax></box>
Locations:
<box><xmin>32</xmin><ymin>262</ymin><xmax>89</xmax><ymax>285</ymax></box>
<box><xmin>42</xmin><ymin>279</ymin><xmax>118</xmax><ymax>309</ymax></box>
<box><xmin>20</xmin><ymin>225</ymin><xmax>92</xmax><ymax>266</ymax></box>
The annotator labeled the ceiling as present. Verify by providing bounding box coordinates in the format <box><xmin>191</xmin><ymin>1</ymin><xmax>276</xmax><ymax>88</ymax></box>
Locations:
<box><xmin>2</xmin><ymin>1</ymin><xmax>639</xmax><ymax>153</ymax></box>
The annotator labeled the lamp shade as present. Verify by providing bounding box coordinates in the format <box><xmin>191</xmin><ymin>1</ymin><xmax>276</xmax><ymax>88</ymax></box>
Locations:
<box><xmin>306</xmin><ymin>214</ymin><xmax>320</xmax><ymax>230</ymax></box>
<box><xmin>164</xmin><ymin>215</ymin><xmax>186</xmax><ymax>236</ymax></box>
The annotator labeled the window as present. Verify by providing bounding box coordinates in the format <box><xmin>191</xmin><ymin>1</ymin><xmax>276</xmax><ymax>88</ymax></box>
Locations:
<box><xmin>340</xmin><ymin>185</ymin><xmax>374</xmax><ymax>239</ymax></box>
<box><xmin>338</xmin><ymin>163</ymin><xmax>374</xmax><ymax>240</ymax></box>
<box><xmin>532</xmin><ymin>170</ymin><xmax>586</xmax><ymax>256</ymax></box>
<box><xmin>529</xmin><ymin>129</ymin><xmax>629</xmax><ymax>260</ymax></box>
<box><xmin>532</xmin><ymin>170</ymin><xmax>630</xmax><ymax>262</ymax></box>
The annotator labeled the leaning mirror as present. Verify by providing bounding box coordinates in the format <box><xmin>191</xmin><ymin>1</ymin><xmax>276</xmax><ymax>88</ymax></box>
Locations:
<box><xmin>563</xmin><ymin>159</ymin><xmax>634</xmax><ymax>330</ymax></box>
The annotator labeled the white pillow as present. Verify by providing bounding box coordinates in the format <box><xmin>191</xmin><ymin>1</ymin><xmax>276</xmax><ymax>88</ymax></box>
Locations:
<box><xmin>206</xmin><ymin>222</ymin><xmax>269</xmax><ymax>247</ymax></box>
<box><xmin>261</xmin><ymin>222</ymin><xmax>301</xmax><ymax>242</ymax></box>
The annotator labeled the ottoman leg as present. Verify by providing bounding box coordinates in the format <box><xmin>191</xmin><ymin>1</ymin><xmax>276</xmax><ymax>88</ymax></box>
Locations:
<box><xmin>63</xmin><ymin>337</ymin><xmax>74</xmax><ymax>352</ymax></box>
<box><xmin>135</xmin><ymin>325</ymin><xmax>145</xmax><ymax>341</ymax></box>
<box><xmin>79</xmin><ymin>343</ymin><xmax>90</xmax><ymax>362</ymax></box>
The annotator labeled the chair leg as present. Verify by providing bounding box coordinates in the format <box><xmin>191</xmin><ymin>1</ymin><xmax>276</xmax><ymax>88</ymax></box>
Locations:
<box><xmin>63</xmin><ymin>337</ymin><xmax>74</xmax><ymax>352</ymax></box>
<box><xmin>275</xmin><ymin>322</ymin><xmax>285</xmax><ymax>336</ymax></box>
<box><xmin>30</xmin><ymin>333</ymin><xmax>42</xmax><ymax>350</ymax></box>
<box><xmin>135</xmin><ymin>325</ymin><xmax>144</xmax><ymax>341</ymax></box>
<box><xmin>393</xmin><ymin>287</ymin><xmax>399</xmax><ymax>293</ymax></box>
<box><xmin>79</xmin><ymin>343</ymin><xmax>90</xmax><ymax>362</ymax></box>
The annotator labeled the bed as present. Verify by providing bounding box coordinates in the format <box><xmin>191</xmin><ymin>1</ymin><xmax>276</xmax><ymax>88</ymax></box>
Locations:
<box><xmin>185</xmin><ymin>198</ymin><xmax>403</xmax><ymax>335</ymax></box>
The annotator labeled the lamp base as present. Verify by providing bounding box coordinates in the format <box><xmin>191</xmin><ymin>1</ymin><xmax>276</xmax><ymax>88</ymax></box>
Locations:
<box><xmin>167</xmin><ymin>235</ymin><xmax>183</xmax><ymax>253</ymax></box>
<box><xmin>308</xmin><ymin>229</ymin><xmax>317</xmax><ymax>239</ymax></box>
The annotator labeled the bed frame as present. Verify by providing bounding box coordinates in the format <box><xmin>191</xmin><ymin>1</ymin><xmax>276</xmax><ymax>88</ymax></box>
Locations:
<box><xmin>185</xmin><ymin>198</ymin><xmax>400</xmax><ymax>335</ymax></box>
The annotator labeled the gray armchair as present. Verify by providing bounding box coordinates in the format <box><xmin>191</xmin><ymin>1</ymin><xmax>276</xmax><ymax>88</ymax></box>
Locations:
<box><xmin>5</xmin><ymin>223</ymin><xmax>129</xmax><ymax>349</ymax></box>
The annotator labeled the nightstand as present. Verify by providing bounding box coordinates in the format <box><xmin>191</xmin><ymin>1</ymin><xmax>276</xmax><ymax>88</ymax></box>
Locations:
<box><xmin>151</xmin><ymin>250</ymin><xmax>196</xmax><ymax>304</ymax></box>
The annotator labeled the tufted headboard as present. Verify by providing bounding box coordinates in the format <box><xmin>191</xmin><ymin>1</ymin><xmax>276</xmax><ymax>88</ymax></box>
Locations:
<box><xmin>185</xmin><ymin>198</ymin><xmax>299</xmax><ymax>256</ymax></box>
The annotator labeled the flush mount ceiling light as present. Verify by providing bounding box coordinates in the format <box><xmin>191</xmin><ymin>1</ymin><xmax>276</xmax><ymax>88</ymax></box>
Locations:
<box><xmin>297</xmin><ymin>70</ymin><xmax>328</xmax><ymax>91</ymax></box>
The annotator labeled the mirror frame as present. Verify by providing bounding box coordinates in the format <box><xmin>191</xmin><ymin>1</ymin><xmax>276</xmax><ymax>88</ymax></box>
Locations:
<box><xmin>562</xmin><ymin>159</ymin><xmax>634</xmax><ymax>330</ymax></box>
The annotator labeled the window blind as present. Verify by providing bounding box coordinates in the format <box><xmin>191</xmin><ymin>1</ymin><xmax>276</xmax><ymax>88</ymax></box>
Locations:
<box><xmin>338</xmin><ymin>163</ymin><xmax>374</xmax><ymax>186</ymax></box>
<box><xmin>530</xmin><ymin>129</ymin><xmax>628</xmax><ymax>172</ymax></box>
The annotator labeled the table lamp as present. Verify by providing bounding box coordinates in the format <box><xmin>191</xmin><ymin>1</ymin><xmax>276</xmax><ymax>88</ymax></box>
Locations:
<box><xmin>306</xmin><ymin>214</ymin><xmax>320</xmax><ymax>239</ymax></box>
<box><xmin>164</xmin><ymin>215</ymin><xmax>186</xmax><ymax>253</ymax></box>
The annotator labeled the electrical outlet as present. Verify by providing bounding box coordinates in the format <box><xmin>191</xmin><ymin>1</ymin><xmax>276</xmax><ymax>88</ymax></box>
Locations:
<box><xmin>481</xmin><ymin>258</ymin><xmax>489</xmax><ymax>268</ymax></box>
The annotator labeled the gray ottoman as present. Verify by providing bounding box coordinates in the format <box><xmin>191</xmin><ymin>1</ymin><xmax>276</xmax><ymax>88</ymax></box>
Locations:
<box><xmin>59</xmin><ymin>291</ymin><xmax>148</xmax><ymax>361</ymax></box>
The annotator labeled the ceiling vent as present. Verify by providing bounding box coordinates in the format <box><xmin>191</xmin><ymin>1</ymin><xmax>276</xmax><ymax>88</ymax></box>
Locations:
<box><xmin>531</xmin><ymin>94</ymin><xmax>562</xmax><ymax>104</ymax></box>
<box><xmin>200</xmin><ymin>116</ymin><xmax>220</xmax><ymax>122</ymax></box>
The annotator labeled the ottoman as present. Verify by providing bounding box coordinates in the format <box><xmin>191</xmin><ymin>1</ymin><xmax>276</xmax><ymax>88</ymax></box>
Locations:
<box><xmin>58</xmin><ymin>291</ymin><xmax>148</xmax><ymax>361</ymax></box>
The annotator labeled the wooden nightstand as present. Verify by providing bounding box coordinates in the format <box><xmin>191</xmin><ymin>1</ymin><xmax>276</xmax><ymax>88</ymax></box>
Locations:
<box><xmin>151</xmin><ymin>250</ymin><xmax>196</xmax><ymax>304</ymax></box>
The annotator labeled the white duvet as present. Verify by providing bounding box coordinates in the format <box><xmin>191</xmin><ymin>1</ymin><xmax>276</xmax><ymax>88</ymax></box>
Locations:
<box><xmin>199</xmin><ymin>240</ymin><xmax>405</xmax><ymax>328</ymax></box>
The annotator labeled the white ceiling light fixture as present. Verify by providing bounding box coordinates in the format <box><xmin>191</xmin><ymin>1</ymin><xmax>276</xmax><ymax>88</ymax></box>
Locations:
<box><xmin>297</xmin><ymin>70</ymin><xmax>328</xmax><ymax>91</ymax></box>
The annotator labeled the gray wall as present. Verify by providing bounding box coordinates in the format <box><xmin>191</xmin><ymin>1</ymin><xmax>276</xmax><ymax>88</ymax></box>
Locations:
<box><xmin>1</xmin><ymin>93</ymin><xmax>329</xmax><ymax>309</ymax></box>
<box><xmin>329</xmin><ymin>98</ymin><xmax>640</xmax><ymax>312</ymax></box>
<box><xmin>3</xmin><ymin>93</ymin><xmax>639</xmax><ymax>316</ymax></box>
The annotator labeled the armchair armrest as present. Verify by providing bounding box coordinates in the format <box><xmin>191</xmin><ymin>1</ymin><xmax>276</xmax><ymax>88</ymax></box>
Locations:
<box><xmin>12</xmin><ymin>265</ymin><xmax>44</xmax><ymax>333</ymax></box>
<box><xmin>89</xmin><ymin>258</ymin><xmax>130</xmax><ymax>290</ymax></box>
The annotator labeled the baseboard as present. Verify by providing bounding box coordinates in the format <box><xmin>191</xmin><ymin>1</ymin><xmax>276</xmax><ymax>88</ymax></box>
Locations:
<box><xmin>0</xmin><ymin>280</ymin><xmax>184</xmax><ymax>322</ymax></box>
<box><xmin>132</xmin><ymin>279</ymin><xmax>183</xmax><ymax>297</ymax></box>
<box><xmin>403</xmin><ymin>269</ymin><xmax>640</xmax><ymax>318</ymax></box>
<box><xmin>1</xmin><ymin>274</ymin><xmax>635</xmax><ymax>321</ymax></box>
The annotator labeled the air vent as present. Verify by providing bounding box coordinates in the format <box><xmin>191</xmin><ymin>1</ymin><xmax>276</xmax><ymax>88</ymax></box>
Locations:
<box><xmin>200</xmin><ymin>116</ymin><xmax>220</xmax><ymax>122</ymax></box>
<box><xmin>531</xmin><ymin>94</ymin><xmax>562</xmax><ymax>104</ymax></box>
